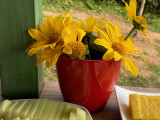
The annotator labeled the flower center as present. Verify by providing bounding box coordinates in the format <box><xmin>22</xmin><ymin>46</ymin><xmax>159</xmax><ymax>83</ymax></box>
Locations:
<box><xmin>56</xmin><ymin>40</ymin><xmax>64</xmax><ymax>46</ymax></box>
<box><xmin>133</xmin><ymin>16</ymin><xmax>147</xmax><ymax>30</ymax></box>
<box><xmin>48</xmin><ymin>32</ymin><xmax>60</xmax><ymax>44</ymax></box>
<box><xmin>112</xmin><ymin>42</ymin><xmax>125</xmax><ymax>55</ymax></box>
<box><xmin>67</xmin><ymin>41</ymin><xmax>86</xmax><ymax>57</ymax></box>
<box><xmin>136</xmin><ymin>16</ymin><xmax>147</xmax><ymax>27</ymax></box>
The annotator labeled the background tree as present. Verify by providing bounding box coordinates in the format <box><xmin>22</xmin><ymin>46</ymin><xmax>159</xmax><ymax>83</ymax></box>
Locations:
<box><xmin>139</xmin><ymin>0</ymin><xmax>146</xmax><ymax>16</ymax></box>
<box><xmin>133</xmin><ymin>0</ymin><xmax>146</xmax><ymax>37</ymax></box>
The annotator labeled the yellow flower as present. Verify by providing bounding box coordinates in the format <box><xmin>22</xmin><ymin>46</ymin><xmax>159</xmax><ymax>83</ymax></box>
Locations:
<box><xmin>62</xmin><ymin>28</ymin><xmax>86</xmax><ymax>57</ymax></box>
<box><xmin>94</xmin><ymin>23</ymin><xmax>146</xmax><ymax>77</ymax></box>
<box><xmin>78</xmin><ymin>16</ymin><xmax>107</xmax><ymax>33</ymax></box>
<box><xmin>27</xmin><ymin>12</ymin><xmax>73</xmax><ymax>56</ymax></box>
<box><xmin>35</xmin><ymin>34</ymin><xmax>72</xmax><ymax>68</ymax></box>
<box><xmin>36</xmin><ymin>45</ymin><xmax>72</xmax><ymax>68</ymax></box>
<box><xmin>63</xmin><ymin>12</ymin><xmax>73</xmax><ymax>26</ymax></box>
<box><xmin>122</xmin><ymin>0</ymin><xmax>150</xmax><ymax>40</ymax></box>
<box><xmin>35</xmin><ymin>27</ymin><xmax>86</xmax><ymax>68</ymax></box>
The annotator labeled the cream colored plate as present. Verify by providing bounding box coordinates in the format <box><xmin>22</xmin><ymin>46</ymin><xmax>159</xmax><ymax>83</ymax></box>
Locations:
<box><xmin>12</xmin><ymin>99</ymin><xmax>93</xmax><ymax>120</ymax></box>
<box><xmin>70</xmin><ymin>103</ymin><xmax>93</xmax><ymax>120</ymax></box>
<box><xmin>115</xmin><ymin>86</ymin><xmax>160</xmax><ymax>120</ymax></box>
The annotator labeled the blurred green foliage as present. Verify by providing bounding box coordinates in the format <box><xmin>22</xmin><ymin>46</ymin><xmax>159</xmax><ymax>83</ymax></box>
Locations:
<box><xmin>117</xmin><ymin>71</ymin><xmax>160</xmax><ymax>88</ymax></box>
<box><xmin>116</xmin><ymin>0</ymin><xmax>160</xmax><ymax>13</ymax></box>
<box><xmin>42</xmin><ymin>0</ymin><xmax>160</xmax><ymax>33</ymax></box>
<box><xmin>43</xmin><ymin>0</ymin><xmax>160</xmax><ymax>13</ymax></box>
<box><xmin>147</xmin><ymin>64</ymin><xmax>160</xmax><ymax>75</ymax></box>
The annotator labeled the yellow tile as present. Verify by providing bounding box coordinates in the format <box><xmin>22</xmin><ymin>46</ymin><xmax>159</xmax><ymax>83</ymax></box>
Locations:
<box><xmin>147</xmin><ymin>96</ymin><xmax>159</xmax><ymax>120</ymax></box>
<box><xmin>140</xmin><ymin>95</ymin><xmax>149</xmax><ymax>119</ymax></box>
<box><xmin>129</xmin><ymin>94</ymin><xmax>142</xmax><ymax>119</ymax></box>
<box><xmin>153</xmin><ymin>96</ymin><xmax>160</xmax><ymax>119</ymax></box>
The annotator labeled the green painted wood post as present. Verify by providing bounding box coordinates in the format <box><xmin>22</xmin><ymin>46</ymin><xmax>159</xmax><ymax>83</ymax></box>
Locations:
<box><xmin>0</xmin><ymin>0</ymin><xmax>44</xmax><ymax>98</ymax></box>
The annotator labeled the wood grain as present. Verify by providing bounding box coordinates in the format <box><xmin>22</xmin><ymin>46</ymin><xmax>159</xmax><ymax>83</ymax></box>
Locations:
<box><xmin>0</xmin><ymin>0</ymin><xmax>44</xmax><ymax>98</ymax></box>
<box><xmin>0</xmin><ymin>82</ymin><xmax>160</xmax><ymax>120</ymax></box>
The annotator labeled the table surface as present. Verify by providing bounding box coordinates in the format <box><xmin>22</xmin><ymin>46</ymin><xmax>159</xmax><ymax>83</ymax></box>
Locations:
<box><xmin>0</xmin><ymin>81</ymin><xmax>160</xmax><ymax>120</ymax></box>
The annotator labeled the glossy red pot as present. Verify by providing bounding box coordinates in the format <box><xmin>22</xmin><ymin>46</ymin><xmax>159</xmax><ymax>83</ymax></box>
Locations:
<box><xmin>56</xmin><ymin>55</ymin><xmax>121</xmax><ymax>112</ymax></box>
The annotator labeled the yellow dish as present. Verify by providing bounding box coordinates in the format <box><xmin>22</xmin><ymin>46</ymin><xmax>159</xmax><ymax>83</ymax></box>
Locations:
<box><xmin>129</xmin><ymin>94</ymin><xmax>160</xmax><ymax>120</ymax></box>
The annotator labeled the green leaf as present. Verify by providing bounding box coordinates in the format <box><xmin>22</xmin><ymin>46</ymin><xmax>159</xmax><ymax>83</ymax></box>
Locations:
<box><xmin>89</xmin><ymin>33</ymin><xmax>107</xmax><ymax>53</ymax></box>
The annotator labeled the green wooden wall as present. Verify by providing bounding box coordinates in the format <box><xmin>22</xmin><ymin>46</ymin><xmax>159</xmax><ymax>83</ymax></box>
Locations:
<box><xmin>0</xmin><ymin>0</ymin><xmax>44</xmax><ymax>98</ymax></box>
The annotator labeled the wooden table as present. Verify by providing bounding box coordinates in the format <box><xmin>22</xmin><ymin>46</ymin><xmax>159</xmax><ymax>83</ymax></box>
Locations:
<box><xmin>0</xmin><ymin>81</ymin><xmax>160</xmax><ymax>120</ymax></box>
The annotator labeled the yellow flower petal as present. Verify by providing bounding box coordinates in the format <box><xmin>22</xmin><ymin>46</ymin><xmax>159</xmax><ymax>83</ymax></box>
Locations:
<box><xmin>27</xmin><ymin>41</ymin><xmax>47</xmax><ymax>51</ymax></box>
<box><xmin>97</xmin><ymin>18</ymin><xmax>106</xmax><ymax>23</ymax></box>
<box><xmin>64</xmin><ymin>16</ymin><xmax>73</xmax><ymax>26</ymax></box>
<box><xmin>77</xmin><ymin>29</ymin><xmax>86</xmax><ymax>42</ymax></box>
<box><xmin>46</xmin><ymin>46</ymin><xmax>63</xmax><ymax>65</ymax></box>
<box><xmin>114</xmin><ymin>51</ymin><xmax>122</xmax><ymax>61</ymax></box>
<box><xmin>28</xmin><ymin>48</ymin><xmax>42</xmax><ymax>56</ymax></box>
<box><xmin>50</xmin><ymin>43</ymin><xmax>57</xmax><ymax>49</ymax></box>
<box><xmin>45</xmin><ymin>16</ymin><xmax>55</xmax><ymax>33</ymax></box>
<box><xmin>125</xmin><ymin>47</ymin><xmax>142</xmax><ymax>52</ymax></box>
<box><xmin>96</xmin><ymin>18</ymin><xmax>108</xmax><ymax>29</ymax></box>
<box><xmin>96</xmin><ymin>21</ymin><xmax>108</xmax><ymax>29</ymax></box>
<box><xmin>141</xmin><ymin>32</ymin><xmax>150</xmax><ymax>40</ymax></box>
<box><xmin>53</xmin><ymin>14</ymin><xmax>65</xmax><ymax>33</ymax></box>
<box><xmin>122</xmin><ymin>0</ymin><xmax>134</xmax><ymax>20</ymax></box>
<box><xmin>122</xmin><ymin>56</ymin><xmax>138</xmax><ymax>77</ymax></box>
<box><xmin>123</xmin><ymin>38</ymin><xmax>134</xmax><ymax>47</ymax></box>
<box><xmin>129</xmin><ymin>0</ymin><xmax>137</xmax><ymax>18</ymax></box>
<box><xmin>62</xmin><ymin>28</ymin><xmax>73</xmax><ymax>43</ymax></box>
<box><xmin>94</xmin><ymin>38</ymin><xmax>111</xmax><ymax>49</ymax></box>
<box><xmin>28</xmin><ymin>29</ymin><xmax>48</xmax><ymax>41</ymax></box>
<box><xmin>46</xmin><ymin>15</ymin><xmax>64</xmax><ymax>34</ymax></box>
<box><xmin>126</xmin><ymin>52</ymin><xmax>147</xmax><ymax>61</ymax></box>
<box><xmin>38</xmin><ymin>24</ymin><xmax>50</xmax><ymax>36</ymax></box>
<box><xmin>36</xmin><ymin>48</ymin><xmax>52</xmax><ymax>57</ymax></box>
<box><xmin>106</xmin><ymin>21</ymin><xmax>115</xmax><ymax>27</ymax></box>
<box><xmin>36</xmin><ymin>55</ymin><xmax>50</xmax><ymax>66</ymax></box>
<box><xmin>76</xmin><ymin>20</ymin><xmax>85</xmax><ymax>30</ymax></box>
<box><xmin>50</xmin><ymin>52</ymin><xmax>61</xmax><ymax>66</ymax></box>
<box><xmin>45</xmin><ymin>59</ymin><xmax>51</xmax><ymax>68</ymax></box>
<box><xmin>64</xmin><ymin>12</ymin><xmax>73</xmax><ymax>27</ymax></box>
<box><xmin>115</xmin><ymin>24</ymin><xmax>121</xmax><ymax>42</ymax></box>
<box><xmin>85</xmin><ymin>16</ymin><xmax>97</xmax><ymax>32</ymax></box>
<box><xmin>102</xmin><ymin>48</ymin><xmax>114</xmax><ymax>60</ymax></box>
<box><xmin>118</xmin><ymin>35</ymin><xmax>125</xmax><ymax>43</ymax></box>
<box><xmin>106</xmin><ymin>24</ymin><xmax>115</xmax><ymax>42</ymax></box>
<box><xmin>65</xmin><ymin>12</ymin><xmax>71</xmax><ymax>16</ymax></box>
<box><xmin>28</xmin><ymin>44</ymin><xmax>51</xmax><ymax>56</ymax></box>
<box><xmin>62</xmin><ymin>46</ymin><xmax>72</xmax><ymax>54</ymax></box>
<box><xmin>96</xmin><ymin>28</ymin><xmax>112</xmax><ymax>44</ymax></box>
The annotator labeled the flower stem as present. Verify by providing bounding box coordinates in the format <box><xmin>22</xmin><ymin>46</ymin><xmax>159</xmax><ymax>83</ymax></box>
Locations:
<box><xmin>124</xmin><ymin>26</ymin><xmax>138</xmax><ymax>41</ymax></box>
<box><xmin>84</xmin><ymin>37</ymin><xmax>91</xmax><ymax>60</ymax></box>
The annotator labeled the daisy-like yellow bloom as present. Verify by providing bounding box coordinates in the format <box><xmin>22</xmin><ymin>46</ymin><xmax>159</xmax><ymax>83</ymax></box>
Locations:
<box><xmin>122</xmin><ymin>0</ymin><xmax>150</xmax><ymax>40</ymax></box>
<box><xmin>35</xmin><ymin>28</ymin><xmax>73</xmax><ymax>68</ymax></box>
<box><xmin>94</xmin><ymin>23</ymin><xmax>146</xmax><ymax>77</ymax></box>
<box><xmin>35</xmin><ymin>27</ymin><xmax>86</xmax><ymax>68</ymax></box>
<box><xmin>78</xmin><ymin>16</ymin><xmax>107</xmax><ymax>33</ymax></box>
<box><xmin>27</xmin><ymin>12</ymin><xmax>73</xmax><ymax>56</ymax></box>
<box><xmin>36</xmin><ymin>45</ymin><xmax>72</xmax><ymax>68</ymax></box>
<box><xmin>62</xmin><ymin>28</ymin><xmax>86</xmax><ymax>57</ymax></box>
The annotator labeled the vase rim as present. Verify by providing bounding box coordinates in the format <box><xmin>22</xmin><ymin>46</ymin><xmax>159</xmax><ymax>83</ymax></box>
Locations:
<box><xmin>61</xmin><ymin>54</ymin><xmax>120</xmax><ymax>63</ymax></box>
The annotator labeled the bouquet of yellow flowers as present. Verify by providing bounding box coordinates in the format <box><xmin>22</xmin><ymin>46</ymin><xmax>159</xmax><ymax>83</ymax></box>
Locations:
<box><xmin>27</xmin><ymin>0</ymin><xmax>149</xmax><ymax>77</ymax></box>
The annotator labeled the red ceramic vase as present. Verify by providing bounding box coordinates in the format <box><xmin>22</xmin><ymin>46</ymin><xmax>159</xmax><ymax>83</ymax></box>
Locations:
<box><xmin>56</xmin><ymin>55</ymin><xmax>121</xmax><ymax>112</ymax></box>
